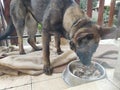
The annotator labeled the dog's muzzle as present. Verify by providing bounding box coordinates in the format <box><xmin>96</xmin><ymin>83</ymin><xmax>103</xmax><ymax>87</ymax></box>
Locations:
<box><xmin>76</xmin><ymin>44</ymin><xmax>98</xmax><ymax>66</ymax></box>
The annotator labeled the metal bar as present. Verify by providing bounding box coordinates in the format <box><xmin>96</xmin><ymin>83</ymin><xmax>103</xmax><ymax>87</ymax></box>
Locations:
<box><xmin>6</xmin><ymin>34</ymin><xmax>42</xmax><ymax>39</ymax></box>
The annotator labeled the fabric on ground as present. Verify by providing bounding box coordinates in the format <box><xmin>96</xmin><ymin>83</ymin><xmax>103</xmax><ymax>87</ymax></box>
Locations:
<box><xmin>0</xmin><ymin>44</ymin><xmax>118</xmax><ymax>76</ymax></box>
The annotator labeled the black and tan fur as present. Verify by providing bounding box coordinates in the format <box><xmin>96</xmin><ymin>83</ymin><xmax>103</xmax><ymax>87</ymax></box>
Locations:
<box><xmin>0</xmin><ymin>0</ymin><xmax>49</xmax><ymax>54</ymax></box>
<box><xmin>41</xmin><ymin>0</ymin><xmax>115</xmax><ymax>75</ymax></box>
<box><xmin>0</xmin><ymin>0</ymin><xmax>116</xmax><ymax>75</ymax></box>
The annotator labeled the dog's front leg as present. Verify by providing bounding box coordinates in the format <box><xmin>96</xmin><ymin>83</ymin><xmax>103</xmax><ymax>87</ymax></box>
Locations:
<box><xmin>42</xmin><ymin>30</ymin><xmax>53</xmax><ymax>75</ymax></box>
<box><xmin>54</xmin><ymin>33</ymin><xmax>63</xmax><ymax>55</ymax></box>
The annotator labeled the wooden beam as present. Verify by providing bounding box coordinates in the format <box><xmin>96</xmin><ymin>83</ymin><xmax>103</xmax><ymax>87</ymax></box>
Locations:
<box><xmin>3</xmin><ymin>0</ymin><xmax>18</xmax><ymax>45</ymax></box>
<box><xmin>87</xmin><ymin>0</ymin><xmax>92</xmax><ymax>18</ymax></box>
<box><xmin>108</xmin><ymin>0</ymin><xmax>116</xmax><ymax>27</ymax></box>
<box><xmin>97</xmin><ymin>0</ymin><xmax>105</xmax><ymax>26</ymax></box>
<box><xmin>75</xmin><ymin>0</ymin><xmax>80</xmax><ymax>4</ymax></box>
<box><xmin>0</xmin><ymin>0</ymin><xmax>8</xmax><ymax>46</ymax></box>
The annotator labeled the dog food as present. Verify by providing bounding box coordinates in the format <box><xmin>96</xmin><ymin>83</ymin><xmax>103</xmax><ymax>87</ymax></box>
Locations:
<box><xmin>71</xmin><ymin>62</ymin><xmax>101</xmax><ymax>79</ymax></box>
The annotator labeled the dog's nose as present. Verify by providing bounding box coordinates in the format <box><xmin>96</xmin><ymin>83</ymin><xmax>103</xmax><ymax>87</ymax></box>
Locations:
<box><xmin>76</xmin><ymin>51</ymin><xmax>92</xmax><ymax>66</ymax></box>
<box><xmin>80</xmin><ymin>57</ymin><xmax>91</xmax><ymax>66</ymax></box>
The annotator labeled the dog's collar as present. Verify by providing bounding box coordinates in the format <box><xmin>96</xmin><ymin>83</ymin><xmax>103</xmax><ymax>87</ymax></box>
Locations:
<box><xmin>69</xmin><ymin>18</ymin><xmax>94</xmax><ymax>39</ymax></box>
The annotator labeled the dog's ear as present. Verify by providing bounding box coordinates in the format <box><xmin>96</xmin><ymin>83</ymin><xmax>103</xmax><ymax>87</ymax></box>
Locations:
<box><xmin>76</xmin><ymin>33</ymin><xmax>94</xmax><ymax>41</ymax></box>
<box><xmin>72</xmin><ymin>18</ymin><xmax>90</xmax><ymax>28</ymax></box>
<box><xmin>70</xmin><ymin>18</ymin><xmax>91</xmax><ymax>38</ymax></box>
<box><xmin>98</xmin><ymin>26</ymin><xmax>117</xmax><ymax>39</ymax></box>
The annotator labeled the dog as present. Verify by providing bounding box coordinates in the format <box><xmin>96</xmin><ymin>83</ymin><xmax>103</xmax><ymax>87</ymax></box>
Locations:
<box><xmin>0</xmin><ymin>0</ymin><xmax>49</xmax><ymax>54</ymax></box>
<box><xmin>41</xmin><ymin>0</ymin><xmax>116</xmax><ymax>75</ymax></box>
<box><xmin>0</xmin><ymin>0</ymin><xmax>116</xmax><ymax>75</ymax></box>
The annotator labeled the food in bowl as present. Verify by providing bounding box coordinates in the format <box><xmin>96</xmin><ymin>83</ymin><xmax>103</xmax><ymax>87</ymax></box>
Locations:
<box><xmin>62</xmin><ymin>60</ymin><xmax>106</xmax><ymax>86</ymax></box>
<box><xmin>70</xmin><ymin>61</ymin><xmax>101</xmax><ymax>79</ymax></box>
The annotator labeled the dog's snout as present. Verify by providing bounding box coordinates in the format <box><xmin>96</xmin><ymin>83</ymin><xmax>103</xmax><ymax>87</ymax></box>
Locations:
<box><xmin>76</xmin><ymin>51</ymin><xmax>92</xmax><ymax>66</ymax></box>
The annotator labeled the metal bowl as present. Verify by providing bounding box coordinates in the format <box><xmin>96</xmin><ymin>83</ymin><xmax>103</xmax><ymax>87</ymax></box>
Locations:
<box><xmin>62</xmin><ymin>60</ymin><xmax>106</xmax><ymax>87</ymax></box>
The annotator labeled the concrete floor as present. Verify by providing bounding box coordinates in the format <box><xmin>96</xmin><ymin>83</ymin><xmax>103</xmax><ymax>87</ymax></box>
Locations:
<box><xmin>0</xmin><ymin>39</ymin><xmax>120</xmax><ymax>90</ymax></box>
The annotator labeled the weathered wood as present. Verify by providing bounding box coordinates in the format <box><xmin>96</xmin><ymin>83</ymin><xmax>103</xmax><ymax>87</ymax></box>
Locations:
<box><xmin>75</xmin><ymin>0</ymin><xmax>80</xmax><ymax>4</ymax></box>
<box><xmin>87</xmin><ymin>0</ymin><xmax>92</xmax><ymax>18</ymax></box>
<box><xmin>97</xmin><ymin>0</ymin><xmax>105</xmax><ymax>26</ymax></box>
<box><xmin>0</xmin><ymin>0</ymin><xmax>6</xmax><ymax>46</ymax></box>
<box><xmin>108</xmin><ymin>0</ymin><xmax>116</xmax><ymax>27</ymax></box>
<box><xmin>3</xmin><ymin>0</ymin><xmax>18</xmax><ymax>45</ymax></box>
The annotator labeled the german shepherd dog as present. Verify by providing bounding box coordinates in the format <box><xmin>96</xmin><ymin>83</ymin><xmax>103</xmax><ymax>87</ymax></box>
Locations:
<box><xmin>41</xmin><ymin>0</ymin><xmax>115</xmax><ymax>75</ymax></box>
<box><xmin>0</xmin><ymin>0</ymin><xmax>49</xmax><ymax>54</ymax></box>
<box><xmin>0</xmin><ymin>0</ymin><xmax>115</xmax><ymax>75</ymax></box>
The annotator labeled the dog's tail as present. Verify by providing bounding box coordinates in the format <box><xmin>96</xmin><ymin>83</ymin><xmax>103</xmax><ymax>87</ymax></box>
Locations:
<box><xmin>0</xmin><ymin>18</ymin><xmax>15</xmax><ymax>40</ymax></box>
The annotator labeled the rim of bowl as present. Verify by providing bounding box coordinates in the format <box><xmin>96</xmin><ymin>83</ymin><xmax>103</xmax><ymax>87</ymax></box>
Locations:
<box><xmin>66</xmin><ymin>60</ymin><xmax>106</xmax><ymax>80</ymax></box>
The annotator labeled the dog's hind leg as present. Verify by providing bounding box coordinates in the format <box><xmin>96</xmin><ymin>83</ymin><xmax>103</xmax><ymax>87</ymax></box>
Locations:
<box><xmin>25</xmin><ymin>13</ymin><xmax>42</xmax><ymax>51</ymax></box>
<box><xmin>13</xmin><ymin>19</ymin><xmax>25</xmax><ymax>54</ymax></box>
<box><xmin>54</xmin><ymin>33</ymin><xmax>63</xmax><ymax>55</ymax></box>
<box><xmin>10</xmin><ymin>0</ymin><xmax>26</xmax><ymax>54</ymax></box>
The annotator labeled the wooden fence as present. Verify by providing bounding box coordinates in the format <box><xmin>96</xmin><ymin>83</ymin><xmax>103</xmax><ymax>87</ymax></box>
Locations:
<box><xmin>0</xmin><ymin>0</ymin><xmax>117</xmax><ymax>46</ymax></box>
<box><xmin>75</xmin><ymin>0</ymin><xmax>116</xmax><ymax>26</ymax></box>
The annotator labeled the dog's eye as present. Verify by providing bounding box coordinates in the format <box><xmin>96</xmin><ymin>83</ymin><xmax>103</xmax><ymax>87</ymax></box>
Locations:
<box><xmin>69</xmin><ymin>41</ymin><xmax>76</xmax><ymax>50</ymax></box>
<box><xmin>77</xmin><ymin>34</ymin><xmax>94</xmax><ymax>46</ymax></box>
<box><xmin>86</xmin><ymin>34</ymin><xmax>94</xmax><ymax>40</ymax></box>
<box><xmin>77</xmin><ymin>38</ymin><xmax>82</xmax><ymax>44</ymax></box>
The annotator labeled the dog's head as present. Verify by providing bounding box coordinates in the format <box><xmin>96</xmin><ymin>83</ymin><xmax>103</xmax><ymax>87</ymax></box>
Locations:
<box><xmin>69</xmin><ymin>19</ymin><xmax>116</xmax><ymax>66</ymax></box>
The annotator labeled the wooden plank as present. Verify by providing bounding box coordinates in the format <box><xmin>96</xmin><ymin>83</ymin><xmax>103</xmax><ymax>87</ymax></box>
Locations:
<box><xmin>108</xmin><ymin>0</ymin><xmax>116</xmax><ymax>27</ymax></box>
<box><xmin>97</xmin><ymin>0</ymin><xmax>105</xmax><ymax>26</ymax></box>
<box><xmin>3</xmin><ymin>0</ymin><xmax>18</xmax><ymax>45</ymax></box>
<box><xmin>0</xmin><ymin>0</ymin><xmax>7</xmax><ymax>46</ymax></box>
<box><xmin>75</xmin><ymin>0</ymin><xmax>80</xmax><ymax>4</ymax></box>
<box><xmin>87</xmin><ymin>0</ymin><xmax>92</xmax><ymax>18</ymax></box>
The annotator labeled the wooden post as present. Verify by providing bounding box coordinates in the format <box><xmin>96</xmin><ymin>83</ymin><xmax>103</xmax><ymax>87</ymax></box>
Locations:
<box><xmin>75</xmin><ymin>0</ymin><xmax>80</xmax><ymax>5</ymax></box>
<box><xmin>3</xmin><ymin>0</ymin><xmax>18</xmax><ymax>45</ymax></box>
<box><xmin>0</xmin><ymin>0</ymin><xmax>6</xmax><ymax>46</ymax></box>
<box><xmin>87</xmin><ymin>0</ymin><xmax>92</xmax><ymax>18</ymax></box>
<box><xmin>97</xmin><ymin>0</ymin><xmax>105</xmax><ymax>26</ymax></box>
<box><xmin>3</xmin><ymin>0</ymin><xmax>10</xmax><ymax>23</ymax></box>
<box><xmin>108</xmin><ymin>0</ymin><xmax>116</xmax><ymax>27</ymax></box>
<box><xmin>0</xmin><ymin>21</ymin><xmax>3</xmax><ymax>46</ymax></box>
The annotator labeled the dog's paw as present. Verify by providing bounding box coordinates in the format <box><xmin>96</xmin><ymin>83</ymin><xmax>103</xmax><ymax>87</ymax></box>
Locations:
<box><xmin>43</xmin><ymin>65</ymin><xmax>53</xmax><ymax>75</ymax></box>
<box><xmin>34</xmin><ymin>47</ymin><xmax>42</xmax><ymax>51</ymax></box>
<box><xmin>19</xmin><ymin>51</ymin><xmax>26</xmax><ymax>55</ymax></box>
<box><xmin>0</xmin><ymin>53</ymin><xmax>8</xmax><ymax>59</ymax></box>
<box><xmin>57</xmin><ymin>50</ymin><xmax>64</xmax><ymax>55</ymax></box>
